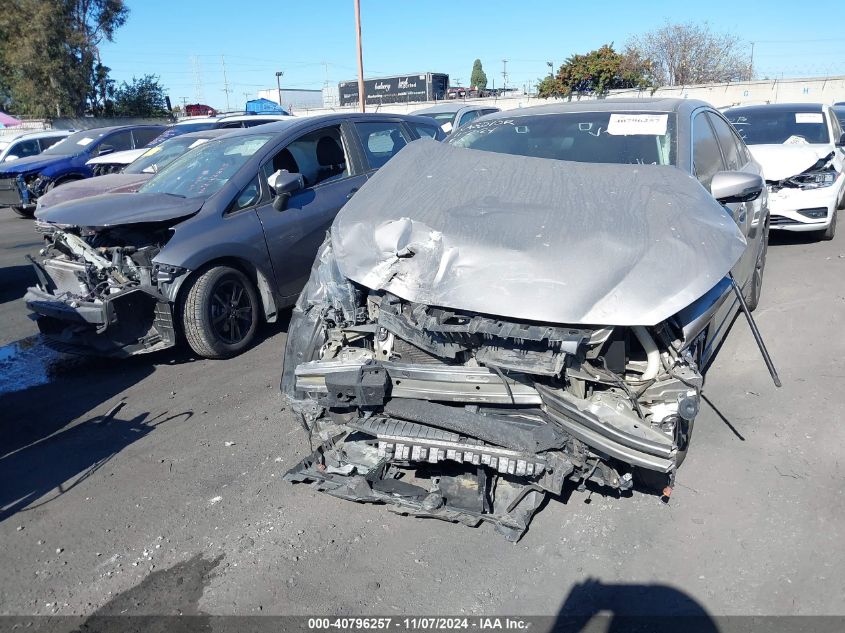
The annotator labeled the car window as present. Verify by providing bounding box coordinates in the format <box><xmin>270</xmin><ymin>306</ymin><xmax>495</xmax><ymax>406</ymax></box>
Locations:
<box><xmin>139</xmin><ymin>133</ymin><xmax>274</xmax><ymax>199</ymax></box>
<box><xmin>707</xmin><ymin>113</ymin><xmax>743</xmax><ymax>171</ymax></box>
<box><xmin>217</xmin><ymin>121</ymin><xmax>245</xmax><ymax>129</ymax></box>
<box><xmin>13</xmin><ymin>138</ymin><xmax>41</xmax><ymax>158</ymax></box>
<box><xmin>40</xmin><ymin>135</ymin><xmax>68</xmax><ymax>151</ymax></box>
<box><xmin>830</xmin><ymin>112</ymin><xmax>844</xmax><ymax>144</ymax></box>
<box><xmin>458</xmin><ymin>110</ymin><xmax>482</xmax><ymax>127</ymax></box>
<box><xmin>98</xmin><ymin>130</ymin><xmax>133</xmax><ymax>154</ymax></box>
<box><xmin>230</xmin><ymin>175</ymin><xmax>262</xmax><ymax>212</ymax></box>
<box><xmin>725</xmin><ymin>108</ymin><xmax>830</xmax><ymax>145</ymax></box>
<box><xmin>354</xmin><ymin>121</ymin><xmax>410</xmax><ymax>170</ymax></box>
<box><xmin>133</xmin><ymin>128</ymin><xmax>163</xmax><ymax>148</ymax></box>
<box><xmin>412</xmin><ymin>123</ymin><xmax>440</xmax><ymax>139</ymax></box>
<box><xmin>449</xmin><ymin>111</ymin><xmax>677</xmax><ymax>166</ymax></box>
<box><xmin>264</xmin><ymin>125</ymin><xmax>349</xmax><ymax>188</ymax></box>
<box><xmin>692</xmin><ymin>112</ymin><xmax>724</xmax><ymax>189</ymax></box>
<box><xmin>125</xmin><ymin>136</ymin><xmax>212</xmax><ymax>174</ymax></box>
<box><xmin>42</xmin><ymin>129</ymin><xmax>108</xmax><ymax>155</ymax></box>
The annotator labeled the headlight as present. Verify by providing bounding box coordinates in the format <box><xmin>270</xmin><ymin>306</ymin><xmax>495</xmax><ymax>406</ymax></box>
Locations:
<box><xmin>787</xmin><ymin>171</ymin><xmax>837</xmax><ymax>189</ymax></box>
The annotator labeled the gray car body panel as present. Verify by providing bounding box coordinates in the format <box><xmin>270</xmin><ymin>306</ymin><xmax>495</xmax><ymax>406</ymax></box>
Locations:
<box><xmin>36</xmin><ymin>173</ymin><xmax>152</xmax><ymax>210</ymax></box>
<box><xmin>333</xmin><ymin>138</ymin><xmax>747</xmax><ymax>326</ymax></box>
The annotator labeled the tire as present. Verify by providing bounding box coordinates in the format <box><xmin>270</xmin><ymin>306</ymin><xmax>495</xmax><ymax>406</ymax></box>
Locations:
<box><xmin>180</xmin><ymin>266</ymin><xmax>259</xmax><ymax>359</ymax></box>
<box><xmin>820</xmin><ymin>209</ymin><xmax>837</xmax><ymax>241</ymax></box>
<box><xmin>746</xmin><ymin>224</ymin><xmax>769</xmax><ymax>312</ymax></box>
<box><xmin>10</xmin><ymin>205</ymin><xmax>34</xmax><ymax>219</ymax></box>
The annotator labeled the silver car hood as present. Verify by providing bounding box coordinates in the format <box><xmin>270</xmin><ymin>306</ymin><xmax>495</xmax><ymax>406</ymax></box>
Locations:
<box><xmin>333</xmin><ymin>139</ymin><xmax>746</xmax><ymax>326</ymax></box>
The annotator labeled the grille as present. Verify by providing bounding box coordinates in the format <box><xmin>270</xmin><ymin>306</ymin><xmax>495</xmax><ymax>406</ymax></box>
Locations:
<box><xmin>769</xmin><ymin>215</ymin><xmax>800</xmax><ymax>226</ymax></box>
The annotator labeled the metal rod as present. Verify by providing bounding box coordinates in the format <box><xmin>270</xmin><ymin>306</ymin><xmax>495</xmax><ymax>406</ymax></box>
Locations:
<box><xmin>729</xmin><ymin>272</ymin><xmax>781</xmax><ymax>387</ymax></box>
<box><xmin>354</xmin><ymin>0</ymin><xmax>366</xmax><ymax>113</ymax></box>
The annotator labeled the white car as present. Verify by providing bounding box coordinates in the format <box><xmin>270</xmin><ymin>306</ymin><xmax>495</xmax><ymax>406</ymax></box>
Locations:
<box><xmin>725</xmin><ymin>103</ymin><xmax>845</xmax><ymax>240</ymax></box>
<box><xmin>0</xmin><ymin>129</ymin><xmax>72</xmax><ymax>163</ymax></box>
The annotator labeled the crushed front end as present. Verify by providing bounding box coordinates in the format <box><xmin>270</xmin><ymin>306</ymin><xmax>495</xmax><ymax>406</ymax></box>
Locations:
<box><xmin>25</xmin><ymin>220</ymin><xmax>183</xmax><ymax>356</ymax></box>
<box><xmin>282</xmin><ymin>238</ymin><xmax>703</xmax><ymax>541</ymax></box>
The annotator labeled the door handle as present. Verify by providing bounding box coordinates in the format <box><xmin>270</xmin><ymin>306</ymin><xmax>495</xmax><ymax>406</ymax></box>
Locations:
<box><xmin>346</xmin><ymin>188</ymin><xmax>359</xmax><ymax>200</ymax></box>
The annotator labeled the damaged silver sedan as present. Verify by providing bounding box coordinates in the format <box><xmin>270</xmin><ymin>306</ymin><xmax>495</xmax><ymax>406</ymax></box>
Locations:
<box><xmin>282</xmin><ymin>100</ymin><xmax>778</xmax><ymax>539</ymax></box>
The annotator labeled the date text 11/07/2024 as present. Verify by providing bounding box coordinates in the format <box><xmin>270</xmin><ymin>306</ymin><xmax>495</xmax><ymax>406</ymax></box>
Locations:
<box><xmin>307</xmin><ymin>617</ymin><xmax>530</xmax><ymax>630</ymax></box>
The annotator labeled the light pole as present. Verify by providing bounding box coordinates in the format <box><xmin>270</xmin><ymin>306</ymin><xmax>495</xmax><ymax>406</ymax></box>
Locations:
<box><xmin>547</xmin><ymin>61</ymin><xmax>554</xmax><ymax>79</ymax></box>
<box><xmin>275</xmin><ymin>71</ymin><xmax>284</xmax><ymax>107</ymax></box>
<box><xmin>354</xmin><ymin>0</ymin><xmax>366</xmax><ymax>112</ymax></box>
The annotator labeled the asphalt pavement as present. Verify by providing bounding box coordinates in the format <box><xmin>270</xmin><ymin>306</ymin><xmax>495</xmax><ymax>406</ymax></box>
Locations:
<box><xmin>1</xmin><ymin>207</ymin><xmax>844</xmax><ymax>620</ymax></box>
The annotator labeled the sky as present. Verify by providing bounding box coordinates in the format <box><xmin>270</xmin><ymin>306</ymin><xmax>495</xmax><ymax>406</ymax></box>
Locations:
<box><xmin>100</xmin><ymin>0</ymin><xmax>845</xmax><ymax>111</ymax></box>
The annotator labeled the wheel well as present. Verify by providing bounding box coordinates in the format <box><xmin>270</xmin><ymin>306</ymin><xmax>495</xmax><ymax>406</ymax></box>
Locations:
<box><xmin>176</xmin><ymin>257</ymin><xmax>278</xmax><ymax>324</ymax></box>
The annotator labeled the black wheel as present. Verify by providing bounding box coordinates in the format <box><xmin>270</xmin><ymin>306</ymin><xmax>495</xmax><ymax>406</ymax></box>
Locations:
<box><xmin>820</xmin><ymin>210</ymin><xmax>837</xmax><ymax>241</ymax></box>
<box><xmin>10</xmin><ymin>205</ymin><xmax>34</xmax><ymax>218</ymax></box>
<box><xmin>181</xmin><ymin>266</ymin><xmax>259</xmax><ymax>359</ymax></box>
<box><xmin>746</xmin><ymin>224</ymin><xmax>769</xmax><ymax>311</ymax></box>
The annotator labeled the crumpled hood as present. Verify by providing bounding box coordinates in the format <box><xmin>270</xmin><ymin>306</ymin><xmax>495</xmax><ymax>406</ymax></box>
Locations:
<box><xmin>36</xmin><ymin>191</ymin><xmax>204</xmax><ymax>227</ymax></box>
<box><xmin>36</xmin><ymin>173</ymin><xmax>153</xmax><ymax>210</ymax></box>
<box><xmin>0</xmin><ymin>153</ymin><xmax>72</xmax><ymax>175</ymax></box>
<box><xmin>333</xmin><ymin>139</ymin><xmax>747</xmax><ymax>326</ymax></box>
<box><xmin>748</xmin><ymin>144</ymin><xmax>835</xmax><ymax>181</ymax></box>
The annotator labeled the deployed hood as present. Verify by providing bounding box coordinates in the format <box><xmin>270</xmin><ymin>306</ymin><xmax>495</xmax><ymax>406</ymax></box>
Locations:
<box><xmin>748</xmin><ymin>144</ymin><xmax>835</xmax><ymax>181</ymax></box>
<box><xmin>0</xmin><ymin>153</ymin><xmax>70</xmax><ymax>175</ymax></box>
<box><xmin>333</xmin><ymin>139</ymin><xmax>746</xmax><ymax>326</ymax></box>
<box><xmin>37</xmin><ymin>173</ymin><xmax>153</xmax><ymax>210</ymax></box>
<box><xmin>36</xmin><ymin>191</ymin><xmax>204</xmax><ymax>227</ymax></box>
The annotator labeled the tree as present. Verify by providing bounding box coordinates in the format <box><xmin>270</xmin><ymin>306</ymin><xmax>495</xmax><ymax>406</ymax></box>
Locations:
<box><xmin>626</xmin><ymin>22</ymin><xmax>751</xmax><ymax>86</ymax></box>
<box><xmin>538</xmin><ymin>44</ymin><xmax>652</xmax><ymax>98</ymax></box>
<box><xmin>0</xmin><ymin>0</ymin><xmax>128</xmax><ymax>117</ymax></box>
<box><xmin>470</xmin><ymin>59</ymin><xmax>487</xmax><ymax>90</ymax></box>
<box><xmin>112</xmin><ymin>75</ymin><xmax>169</xmax><ymax>117</ymax></box>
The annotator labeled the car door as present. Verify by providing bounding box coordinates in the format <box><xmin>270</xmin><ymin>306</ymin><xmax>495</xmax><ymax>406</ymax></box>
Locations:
<box><xmin>254</xmin><ymin>123</ymin><xmax>367</xmax><ymax>300</ymax></box>
<box><xmin>707</xmin><ymin>111</ymin><xmax>762</xmax><ymax>288</ymax></box>
<box><xmin>691</xmin><ymin>110</ymin><xmax>739</xmax><ymax>366</ymax></box>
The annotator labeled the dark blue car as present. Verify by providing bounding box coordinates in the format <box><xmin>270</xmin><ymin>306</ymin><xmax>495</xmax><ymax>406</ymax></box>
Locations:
<box><xmin>0</xmin><ymin>124</ymin><xmax>164</xmax><ymax>217</ymax></box>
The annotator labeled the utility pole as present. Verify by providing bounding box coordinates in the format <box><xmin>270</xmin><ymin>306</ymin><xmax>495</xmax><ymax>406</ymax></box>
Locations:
<box><xmin>547</xmin><ymin>61</ymin><xmax>554</xmax><ymax>79</ymax></box>
<box><xmin>354</xmin><ymin>0</ymin><xmax>366</xmax><ymax>112</ymax></box>
<box><xmin>221</xmin><ymin>54</ymin><xmax>232</xmax><ymax>111</ymax></box>
<box><xmin>749</xmin><ymin>42</ymin><xmax>755</xmax><ymax>80</ymax></box>
<box><xmin>501</xmin><ymin>59</ymin><xmax>508</xmax><ymax>93</ymax></box>
<box><xmin>275</xmin><ymin>71</ymin><xmax>284</xmax><ymax>107</ymax></box>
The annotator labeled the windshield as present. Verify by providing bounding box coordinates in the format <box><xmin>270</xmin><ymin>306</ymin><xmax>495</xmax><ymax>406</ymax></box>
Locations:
<box><xmin>725</xmin><ymin>108</ymin><xmax>830</xmax><ymax>145</ymax></box>
<box><xmin>125</xmin><ymin>136</ymin><xmax>213</xmax><ymax>174</ymax></box>
<box><xmin>448</xmin><ymin>111</ymin><xmax>677</xmax><ymax>165</ymax></box>
<box><xmin>138</xmin><ymin>134</ymin><xmax>273</xmax><ymax>198</ymax></box>
<box><xmin>42</xmin><ymin>129</ymin><xmax>107</xmax><ymax>155</ymax></box>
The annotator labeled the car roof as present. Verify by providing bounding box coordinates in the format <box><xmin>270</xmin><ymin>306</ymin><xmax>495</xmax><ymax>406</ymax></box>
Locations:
<box><xmin>204</xmin><ymin>112</ymin><xmax>443</xmax><ymax>139</ymax></box>
<box><xmin>172</xmin><ymin>128</ymin><xmax>231</xmax><ymax>140</ymax></box>
<box><xmin>216</xmin><ymin>114</ymin><xmax>290</xmax><ymax>122</ymax></box>
<box><xmin>1</xmin><ymin>129</ymin><xmax>73</xmax><ymax>142</ymax></box>
<box><xmin>64</xmin><ymin>124</ymin><xmax>168</xmax><ymax>135</ymax></box>
<box><xmin>724</xmin><ymin>102</ymin><xmax>826</xmax><ymax>113</ymax></box>
<box><xmin>412</xmin><ymin>103</ymin><xmax>493</xmax><ymax>114</ymax></box>
<box><xmin>174</xmin><ymin>117</ymin><xmax>219</xmax><ymax>125</ymax></box>
<box><xmin>479</xmin><ymin>98</ymin><xmax>712</xmax><ymax>120</ymax></box>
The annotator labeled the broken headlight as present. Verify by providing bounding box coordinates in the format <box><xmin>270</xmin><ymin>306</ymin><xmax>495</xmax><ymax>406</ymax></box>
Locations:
<box><xmin>787</xmin><ymin>171</ymin><xmax>837</xmax><ymax>189</ymax></box>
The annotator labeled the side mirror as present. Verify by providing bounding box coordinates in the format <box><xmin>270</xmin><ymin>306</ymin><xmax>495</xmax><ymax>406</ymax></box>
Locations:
<box><xmin>711</xmin><ymin>171</ymin><xmax>764</xmax><ymax>204</ymax></box>
<box><xmin>836</xmin><ymin>132</ymin><xmax>845</xmax><ymax>147</ymax></box>
<box><xmin>97</xmin><ymin>144</ymin><xmax>114</xmax><ymax>156</ymax></box>
<box><xmin>5</xmin><ymin>155</ymin><xmax>18</xmax><ymax>162</ymax></box>
<box><xmin>269</xmin><ymin>169</ymin><xmax>304</xmax><ymax>211</ymax></box>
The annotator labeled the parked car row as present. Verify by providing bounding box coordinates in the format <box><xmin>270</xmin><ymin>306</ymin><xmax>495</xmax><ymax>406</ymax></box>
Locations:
<box><xmin>18</xmin><ymin>96</ymin><xmax>791</xmax><ymax>539</ymax></box>
<box><xmin>0</xmin><ymin>113</ymin><xmax>295</xmax><ymax>217</ymax></box>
